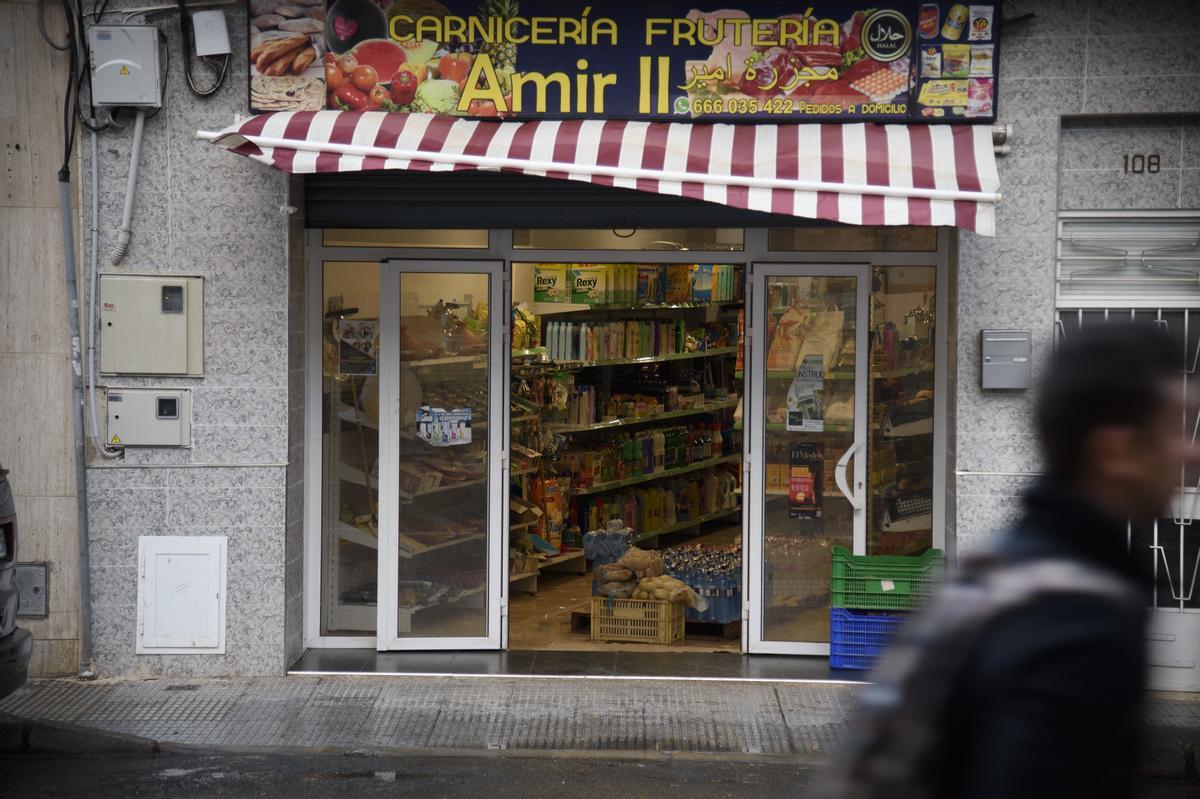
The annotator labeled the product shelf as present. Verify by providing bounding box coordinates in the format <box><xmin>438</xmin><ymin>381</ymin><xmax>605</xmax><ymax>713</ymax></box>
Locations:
<box><xmin>734</xmin><ymin>369</ymin><xmax>854</xmax><ymax>381</ymax></box>
<box><xmin>336</xmin><ymin>407</ymin><xmax>378</xmax><ymax>430</ymax></box>
<box><xmin>544</xmin><ymin>398</ymin><xmax>738</xmax><ymax>434</ymax></box>
<box><xmin>635</xmin><ymin>505</ymin><xmax>742</xmax><ymax>543</ymax></box>
<box><xmin>869</xmin><ymin>363</ymin><xmax>933</xmax><ymax>379</ymax></box>
<box><xmin>551</xmin><ymin>346</ymin><xmax>737</xmax><ymax>370</ymax></box>
<box><xmin>539</xmin><ymin>550</ymin><xmax>587</xmax><ymax>569</ymax></box>
<box><xmin>402</xmin><ymin>353</ymin><xmax>488</xmax><ymax>369</ymax></box>
<box><xmin>398</xmin><ymin>475</ymin><xmax>487</xmax><ymax>502</ymax></box>
<box><xmin>733</xmin><ymin>421</ymin><xmax>854</xmax><ymax>433</ymax></box>
<box><xmin>335</xmin><ymin>520</ymin><xmax>378</xmax><ymax>550</ymax></box>
<box><xmin>732</xmin><ymin>364</ymin><xmax>928</xmax><ymax>381</ymax></box>
<box><xmin>337</xmin><ymin>463</ymin><xmax>377</xmax><ymax>489</ymax></box>
<box><xmin>568</xmin><ymin>453</ymin><xmax>740</xmax><ymax>496</ymax></box>
<box><xmin>399</xmin><ymin>532</ymin><xmax>486</xmax><ymax>559</ymax></box>
<box><xmin>540</xmin><ymin>301</ymin><xmax>743</xmax><ymax>314</ymax></box>
<box><xmin>400</xmin><ymin>583</ymin><xmax>486</xmax><ymax>616</ymax></box>
<box><xmin>509</xmin><ymin>569</ymin><xmax>540</xmax><ymax>584</ymax></box>
<box><xmin>337</xmin><ymin>520</ymin><xmax>488</xmax><ymax>558</ymax></box>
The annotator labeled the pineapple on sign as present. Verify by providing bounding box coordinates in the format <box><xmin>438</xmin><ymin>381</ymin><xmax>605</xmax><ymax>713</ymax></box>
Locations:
<box><xmin>478</xmin><ymin>0</ymin><xmax>518</xmax><ymax>70</ymax></box>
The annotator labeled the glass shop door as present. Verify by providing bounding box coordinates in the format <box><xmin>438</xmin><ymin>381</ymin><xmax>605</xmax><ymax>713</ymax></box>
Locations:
<box><xmin>745</xmin><ymin>264</ymin><xmax>870</xmax><ymax>655</ymax></box>
<box><xmin>375</xmin><ymin>260</ymin><xmax>507</xmax><ymax>650</ymax></box>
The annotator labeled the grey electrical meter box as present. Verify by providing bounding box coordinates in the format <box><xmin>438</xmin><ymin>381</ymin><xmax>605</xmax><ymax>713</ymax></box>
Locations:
<box><xmin>107</xmin><ymin>388</ymin><xmax>192</xmax><ymax>447</ymax></box>
<box><xmin>981</xmin><ymin>329</ymin><xmax>1032</xmax><ymax>390</ymax></box>
<box><xmin>87</xmin><ymin>25</ymin><xmax>162</xmax><ymax>108</ymax></box>
<box><xmin>100</xmin><ymin>274</ymin><xmax>204</xmax><ymax>375</ymax></box>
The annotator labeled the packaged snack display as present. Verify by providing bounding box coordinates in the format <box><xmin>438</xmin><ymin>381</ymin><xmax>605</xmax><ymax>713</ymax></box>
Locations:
<box><xmin>969</xmin><ymin>45</ymin><xmax>994</xmax><ymax>77</ymax></box>
<box><xmin>969</xmin><ymin>5</ymin><xmax>994</xmax><ymax>41</ymax></box>
<box><xmin>942</xmin><ymin>45</ymin><xmax>970</xmax><ymax>78</ymax></box>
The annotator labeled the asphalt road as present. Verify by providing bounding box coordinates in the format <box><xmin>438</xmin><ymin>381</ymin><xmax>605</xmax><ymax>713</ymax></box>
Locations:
<box><xmin>2</xmin><ymin>722</ymin><xmax>1197</xmax><ymax>798</ymax></box>
<box><xmin>4</xmin><ymin>749</ymin><xmax>814</xmax><ymax>797</ymax></box>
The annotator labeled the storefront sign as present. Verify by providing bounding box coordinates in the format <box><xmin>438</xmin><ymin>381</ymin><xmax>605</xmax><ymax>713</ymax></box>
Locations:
<box><xmin>247</xmin><ymin>1</ymin><xmax>1000</xmax><ymax>122</ymax></box>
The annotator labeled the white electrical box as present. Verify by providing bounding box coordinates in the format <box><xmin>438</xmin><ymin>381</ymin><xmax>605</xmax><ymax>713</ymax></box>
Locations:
<box><xmin>137</xmin><ymin>536</ymin><xmax>227</xmax><ymax>654</ymax></box>
<box><xmin>107</xmin><ymin>388</ymin><xmax>192</xmax><ymax>447</ymax></box>
<box><xmin>100</xmin><ymin>274</ymin><xmax>204</xmax><ymax>375</ymax></box>
<box><xmin>191</xmin><ymin>10</ymin><xmax>231</xmax><ymax>56</ymax></box>
<box><xmin>87</xmin><ymin>25</ymin><xmax>162</xmax><ymax>108</ymax></box>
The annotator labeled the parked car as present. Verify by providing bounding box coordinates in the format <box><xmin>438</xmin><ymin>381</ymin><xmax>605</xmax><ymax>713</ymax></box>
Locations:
<box><xmin>0</xmin><ymin>464</ymin><xmax>31</xmax><ymax>699</ymax></box>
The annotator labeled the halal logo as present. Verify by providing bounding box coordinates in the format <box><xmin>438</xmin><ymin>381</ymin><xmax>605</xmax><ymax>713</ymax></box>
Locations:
<box><xmin>862</xmin><ymin>9</ymin><xmax>912</xmax><ymax>63</ymax></box>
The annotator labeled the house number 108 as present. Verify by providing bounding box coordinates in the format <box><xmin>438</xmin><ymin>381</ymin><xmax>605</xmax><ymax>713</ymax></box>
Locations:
<box><xmin>1123</xmin><ymin>154</ymin><xmax>1161</xmax><ymax>174</ymax></box>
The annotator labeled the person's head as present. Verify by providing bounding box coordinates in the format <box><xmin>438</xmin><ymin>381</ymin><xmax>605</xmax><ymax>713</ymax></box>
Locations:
<box><xmin>1037</xmin><ymin>322</ymin><xmax>1197</xmax><ymax>522</ymax></box>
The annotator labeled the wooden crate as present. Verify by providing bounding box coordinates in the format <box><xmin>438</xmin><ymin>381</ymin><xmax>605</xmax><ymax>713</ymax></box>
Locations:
<box><xmin>590</xmin><ymin>597</ymin><xmax>685</xmax><ymax>645</ymax></box>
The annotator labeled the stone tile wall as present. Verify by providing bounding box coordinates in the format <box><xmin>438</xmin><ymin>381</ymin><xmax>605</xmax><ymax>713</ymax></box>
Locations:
<box><xmin>954</xmin><ymin>0</ymin><xmax>1200</xmax><ymax>552</ymax></box>
<box><xmin>1</xmin><ymin>0</ymin><xmax>82</xmax><ymax>674</ymax></box>
<box><xmin>80</xmin><ymin>0</ymin><xmax>291</xmax><ymax>676</ymax></box>
<box><xmin>284</xmin><ymin>177</ymin><xmax>306</xmax><ymax>668</ymax></box>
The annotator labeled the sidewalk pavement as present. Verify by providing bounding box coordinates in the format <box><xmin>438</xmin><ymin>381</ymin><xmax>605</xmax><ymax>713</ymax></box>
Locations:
<box><xmin>1</xmin><ymin>675</ymin><xmax>1198</xmax><ymax>775</ymax></box>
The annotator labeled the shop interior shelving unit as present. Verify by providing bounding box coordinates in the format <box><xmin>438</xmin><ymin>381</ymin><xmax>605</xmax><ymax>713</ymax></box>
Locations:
<box><xmin>508</xmin><ymin>294</ymin><xmax>745</xmax><ymax>595</ymax></box>
<box><xmin>325</xmin><ymin>352</ymin><xmax>494</xmax><ymax>635</ymax></box>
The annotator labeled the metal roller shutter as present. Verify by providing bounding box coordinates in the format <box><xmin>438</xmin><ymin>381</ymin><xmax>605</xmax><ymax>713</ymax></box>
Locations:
<box><xmin>303</xmin><ymin>171</ymin><xmax>819</xmax><ymax>230</ymax></box>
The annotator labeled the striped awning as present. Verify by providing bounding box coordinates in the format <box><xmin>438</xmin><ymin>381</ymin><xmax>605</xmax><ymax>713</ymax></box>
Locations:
<box><xmin>199</xmin><ymin>111</ymin><xmax>1001</xmax><ymax>235</ymax></box>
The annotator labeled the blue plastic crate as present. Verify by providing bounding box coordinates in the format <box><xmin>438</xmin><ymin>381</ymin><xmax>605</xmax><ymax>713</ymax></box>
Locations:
<box><xmin>829</xmin><ymin>608</ymin><xmax>910</xmax><ymax>670</ymax></box>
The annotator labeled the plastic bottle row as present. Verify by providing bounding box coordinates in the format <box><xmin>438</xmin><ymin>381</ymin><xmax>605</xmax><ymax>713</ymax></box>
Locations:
<box><xmin>662</xmin><ymin>545</ymin><xmax>743</xmax><ymax>625</ymax></box>
<box><xmin>559</xmin><ymin>422</ymin><xmax>734</xmax><ymax>489</ymax></box>
<box><xmin>545</xmin><ymin>319</ymin><xmax>690</xmax><ymax>362</ymax></box>
<box><xmin>572</xmin><ymin>468</ymin><xmax>740</xmax><ymax>539</ymax></box>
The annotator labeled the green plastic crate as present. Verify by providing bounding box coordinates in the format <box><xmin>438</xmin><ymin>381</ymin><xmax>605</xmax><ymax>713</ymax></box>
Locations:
<box><xmin>830</xmin><ymin>546</ymin><xmax>944</xmax><ymax>610</ymax></box>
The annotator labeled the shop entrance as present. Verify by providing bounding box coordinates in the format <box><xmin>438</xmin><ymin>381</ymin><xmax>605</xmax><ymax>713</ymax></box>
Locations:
<box><xmin>506</xmin><ymin>259</ymin><xmax>745</xmax><ymax>654</ymax></box>
<box><xmin>309</xmin><ymin>227</ymin><xmax>948</xmax><ymax>663</ymax></box>
<box><xmin>745</xmin><ymin>265</ymin><xmax>869</xmax><ymax>655</ymax></box>
<box><xmin>373</xmin><ymin>260</ymin><xmax>507</xmax><ymax>650</ymax></box>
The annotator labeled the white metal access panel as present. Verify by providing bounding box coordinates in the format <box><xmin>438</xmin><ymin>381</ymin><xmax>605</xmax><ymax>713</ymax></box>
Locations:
<box><xmin>745</xmin><ymin>263</ymin><xmax>870</xmax><ymax>655</ymax></box>
<box><xmin>376</xmin><ymin>260</ymin><xmax>508</xmax><ymax>650</ymax></box>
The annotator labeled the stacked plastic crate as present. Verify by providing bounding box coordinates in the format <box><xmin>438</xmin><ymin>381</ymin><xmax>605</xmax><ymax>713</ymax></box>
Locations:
<box><xmin>829</xmin><ymin>545</ymin><xmax>945</xmax><ymax>670</ymax></box>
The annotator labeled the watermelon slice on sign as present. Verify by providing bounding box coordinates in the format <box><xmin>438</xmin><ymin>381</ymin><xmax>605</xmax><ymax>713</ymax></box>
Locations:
<box><xmin>349</xmin><ymin>39</ymin><xmax>409</xmax><ymax>85</ymax></box>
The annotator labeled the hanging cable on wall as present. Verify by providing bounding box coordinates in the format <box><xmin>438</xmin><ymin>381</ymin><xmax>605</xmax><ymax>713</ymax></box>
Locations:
<box><xmin>176</xmin><ymin>0</ymin><xmax>230</xmax><ymax>96</ymax></box>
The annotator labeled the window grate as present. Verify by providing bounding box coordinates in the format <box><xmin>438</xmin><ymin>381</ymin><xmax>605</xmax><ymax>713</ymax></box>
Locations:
<box><xmin>1056</xmin><ymin>308</ymin><xmax>1200</xmax><ymax>611</ymax></box>
<box><xmin>1057</xmin><ymin>212</ymin><xmax>1200</xmax><ymax>309</ymax></box>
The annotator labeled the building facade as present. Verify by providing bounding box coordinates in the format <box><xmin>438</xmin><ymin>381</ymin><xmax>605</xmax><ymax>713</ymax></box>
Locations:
<box><xmin>4</xmin><ymin>0</ymin><xmax>1199</xmax><ymax>684</ymax></box>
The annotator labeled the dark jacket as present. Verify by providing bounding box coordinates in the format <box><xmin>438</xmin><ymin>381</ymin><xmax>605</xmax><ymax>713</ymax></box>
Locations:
<box><xmin>938</xmin><ymin>477</ymin><xmax>1150</xmax><ymax>799</ymax></box>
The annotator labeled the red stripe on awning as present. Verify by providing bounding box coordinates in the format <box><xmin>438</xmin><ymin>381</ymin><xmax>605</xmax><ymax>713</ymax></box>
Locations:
<box><xmin>202</xmin><ymin>112</ymin><xmax>1001</xmax><ymax>235</ymax></box>
<box><xmin>862</xmin><ymin>124</ymin><xmax>889</xmax><ymax>227</ymax></box>
<box><xmin>817</xmin><ymin>124</ymin><xmax>843</xmax><ymax>223</ymax></box>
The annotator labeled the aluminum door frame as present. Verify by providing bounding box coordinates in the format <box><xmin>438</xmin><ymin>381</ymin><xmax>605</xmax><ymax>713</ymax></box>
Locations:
<box><xmin>744</xmin><ymin>262</ymin><xmax>871</xmax><ymax>656</ymax></box>
<box><xmin>376</xmin><ymin>259</ymin><xmax>508</xmax><ymax>651</ymax></box>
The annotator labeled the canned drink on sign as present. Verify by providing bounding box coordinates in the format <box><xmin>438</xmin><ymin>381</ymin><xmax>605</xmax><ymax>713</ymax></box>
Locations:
<box><xmin>918</xmin><ymin>3</ymin><xmax>939</xmax><ymax>39</ymax></box>
<box><xmin>942</xmin><ymin>4</ymin><xmax>969</xmax><ymax>40</ymax></box>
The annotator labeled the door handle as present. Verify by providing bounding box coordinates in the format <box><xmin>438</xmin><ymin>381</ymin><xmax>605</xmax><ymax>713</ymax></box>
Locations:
<box><xmin>834</xmin><ymin>440</ymin><xmax>863</xmax><ymax>511</ymax></box>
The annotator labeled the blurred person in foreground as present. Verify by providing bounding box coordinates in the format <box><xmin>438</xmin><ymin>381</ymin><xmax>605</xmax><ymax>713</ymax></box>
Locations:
<box><xmin>815</xmin><ymin>322</ymin><xmax>1197</xmax><ymax>799</ymax></box>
